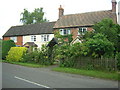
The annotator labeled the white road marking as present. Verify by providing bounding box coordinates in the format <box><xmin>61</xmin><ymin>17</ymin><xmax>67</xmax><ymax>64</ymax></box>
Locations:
<box><xmin>14</xmin><ymin>76</ymin><xmax>50</xmax><ymax>88</ymax></box>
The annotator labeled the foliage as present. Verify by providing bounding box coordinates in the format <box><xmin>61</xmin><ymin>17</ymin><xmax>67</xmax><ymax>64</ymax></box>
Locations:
<box><xmin>115</xmin><ymin>52</ymin><xmax>120</xmax><ymax>70</ymax></box>
<box><xmin>54</xmin><ymin>31</ymin><xmax>73</xmax><ymax>44</ymax></box>
<box><xmin>22</xmin><ymin>45</ymin><xmax>54</xmax><ymax>65</ymax></box>
<box><xmin>93</xmin><ymin>18</ymin><xmax>120</xmax><ymax>52</ymax></box>
<box><xmin>20</xmin><ymin>8</ymin><xmax>48</xmax><ymax>25</ymax></box>
<box><xmin>53</xmin><ymin>43</ymin><xmax>87</xmax><ymax>67</ymax></box>
<box><xmin>53</xmin><ymin>34</ymin><xmax>115</xmax><ymax>70</ymax></box>
<box><xmin>85</xmin><ymin>33</ymin><xmax>115</xmax><ymax>58</ymax></box>
<box><xmin>6</xmin><ymin>47</ymin><xmax>27</xmax><ymax>62</ymax></box>
<box><xmin>2</xmin><ymin>40</ymin><xmax>16</xmax><ymax>60</ymax></box>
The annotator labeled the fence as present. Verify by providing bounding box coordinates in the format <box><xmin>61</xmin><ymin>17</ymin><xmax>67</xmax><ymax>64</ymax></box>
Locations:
<box><xmin>75</xmin><ymin>57</ymin><xmax>117</xmax><ymax>71</ymax></box>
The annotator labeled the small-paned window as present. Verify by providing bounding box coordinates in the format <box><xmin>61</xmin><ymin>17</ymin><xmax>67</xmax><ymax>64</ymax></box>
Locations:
<box><xmin>41</xmin><ymin>35</ymin><xmax>49</xmax><ymax>42</ymax></box>
<box><xmin>31</xmin><ymin>36</ymin><xmax>36</xmax><ymax>42</ymax></box>
<box><xmin>78</xmin><ymin>27</ymin><xmax>87</xmax><ymax>35</ymax></box>
<box><xmin>59</xmin><ymin>29</ymin><xmax>71</xmax><ymax>35</ymax></box>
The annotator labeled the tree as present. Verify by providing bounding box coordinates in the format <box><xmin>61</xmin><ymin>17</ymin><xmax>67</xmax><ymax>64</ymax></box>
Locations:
<box><xmin>93</xmin><ymin>18</ymin><xmax>120</xmax><ymax>52</ymax></box>
<box><xmin>85</xmin><ymin>33</ymin><xmax>115</xmax><ymax>58</ymax></box>
<box><xmin>20</xmin><ymin>8</ymin><xmax>48</xmax><ymax>25</ymax></box>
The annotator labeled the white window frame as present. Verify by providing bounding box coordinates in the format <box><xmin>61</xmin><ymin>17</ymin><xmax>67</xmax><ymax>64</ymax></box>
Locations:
<box><xmin>10</xmin><ymin>37</ymin><xmax>17</xmax><ymax>42</ymax></box>
<box><xmin>31</xmin><ymin>35</ymin><xmax>36</xmax><ymax>42</ymax></box>
<box><xmin>41</xmin><ymin>35</ymin><xmax>49</xmax><ymax>42</ymax></box>
<box><xmin>78</xmin><ymin>27</ymin><xmax>87</xmax><ymax>35</ymax></box>
<box><xmin>59</xmin><ymin>29</ymin><xmax>71</xmax><ymax>35</ymax></box>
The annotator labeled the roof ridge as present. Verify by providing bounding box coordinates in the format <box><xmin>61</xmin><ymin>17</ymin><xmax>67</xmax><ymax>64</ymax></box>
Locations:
<box><xmin>11</xmin><ymin>21</ymin><xmax>56</xmax><ymax>28</ymax></box>
<box><xmin>64</xmin><ymin>10</ymin><xmax>112</xmax><ymax>16</ymax></box>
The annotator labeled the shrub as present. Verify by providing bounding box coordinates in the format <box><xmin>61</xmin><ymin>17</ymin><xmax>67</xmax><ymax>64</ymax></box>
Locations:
<box><xmin>6</xmin><ymin>47</ymin><xmax>27</xmax><ymax>62</ymax></box>
<box><xmin>38</xmin><ymin>45</ymin><xmax>54</xmax><ymax>65</ymax></box>
<box><xmin>2</xmin><ymin>40</ymin><xmax>16</xmax><ymax>59</ymax></box>
<box><xmin>21</xmin><ymin>44</ymin><xmax>54</xmax><ymax>65</ymax></box>
<box><xmin>116</xmin><ymin>52</ymin><xmax>120</xmax><ymax>70</ymax></box>
<box><xmin>21</xmin><ymin>50</ymin><xmax>39</xmax><ymax>63</ymax></box>
<box><xmin>85</xmin><ymin>33</ymin><xmax>115</xmax><ymax>58</ymax></box>
<box><xmin>54</xmin><ymin>43</ymin><xmax>85</xmax><ymax>67</ymax></box>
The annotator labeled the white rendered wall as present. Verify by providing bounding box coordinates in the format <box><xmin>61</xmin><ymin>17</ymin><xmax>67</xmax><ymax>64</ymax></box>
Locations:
<box><xmin>23</xmin><ymin>34</ymin><xmax>54</xmax><ymax>48</ymax></box>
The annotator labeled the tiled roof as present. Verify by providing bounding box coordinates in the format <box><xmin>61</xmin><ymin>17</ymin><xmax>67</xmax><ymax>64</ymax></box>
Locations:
<box><xmin>54</xmin><ymin>10</ymin><xmax>117</xmax><ymax>28</ymax></box>
<box><xmin>3</xmin><ymin>22</ymin><xmax>56</xmax><ymax>37</ymax></box>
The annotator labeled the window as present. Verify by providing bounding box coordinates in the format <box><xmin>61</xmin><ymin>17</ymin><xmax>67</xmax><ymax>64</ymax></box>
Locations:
<box><xmin>59</xmin><ymin>29</ymin><xmax>71</xmax><ymax>35</ymax></box>
<box><xmin>31</xmin><ymin>36</ymin><xmax>36</xmax><ymax>42</ymax></box>
<box><xmin>10</xmin><ymin>37</ymin><xmax>17</xmax><ymax>42</ymax></box>
<box><xmin>41</xmin><ymin>35</ymin><xmax>49</xmax><ymax>42</ymax></box>
<box><xmin>78</xmin><ymin>27</ymin><xmax>87</xmax><ymax>35</ymax></box>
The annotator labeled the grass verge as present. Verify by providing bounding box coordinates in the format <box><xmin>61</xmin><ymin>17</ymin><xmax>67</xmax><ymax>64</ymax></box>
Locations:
<box><xmin>52</xmin><ymin>67</ymin><xmax>119</xmax><ymax>81</ymax></box>
<box><xmin>1</xmin><ymin>60</ymin><xmax>46</xmax><ymax>68</ymax></box>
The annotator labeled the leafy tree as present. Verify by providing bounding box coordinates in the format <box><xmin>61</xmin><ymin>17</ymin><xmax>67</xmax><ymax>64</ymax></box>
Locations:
<box><xmin>85</xmin><ymin>33</ymin><xmax>115</xmax><ymax>58</ymax></box>
<box><xmin>93</xmin><ymin>18</ymin><xmax>120</xmax><ymax>52</ymax></box>
<box><xmin>20</xmin><ymin>8</ymin><xmax>48</xmax><ymax>25</ymax></box>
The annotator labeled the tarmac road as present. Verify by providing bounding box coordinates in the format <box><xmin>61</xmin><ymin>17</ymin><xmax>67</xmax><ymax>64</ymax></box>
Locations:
<box><xmin>2</xmin><ymin>63</ymin><xmax>118</xmax><ymax>88</ymax></box>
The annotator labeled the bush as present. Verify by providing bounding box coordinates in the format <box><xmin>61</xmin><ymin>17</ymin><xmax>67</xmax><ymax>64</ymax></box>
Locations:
<box><xmin>6</xmin><ymin>47</ymin><xmax>27</xmax><ymax>62</ymax></box>
<box><xmin>21</xmin><ymin>45</ymin><xmax>54</xmax><ymax>65</ymax></box>
<box><xmin>85</xmin><ymin>33</ymin><xmax>115</xmax><ymax>58</ymax></box>
<box><xmin>2</xmin><ymin>40</ymin><xmax>16</xmax><ymax>59</ymax></box>
<box><xmin>116</xmin><ymin>52</ymin><xmax>120</xmax><ymax>70</ymax></box>
<box><xmin>21</xmin><ymin>50</ymin><xmax>40</xmax><ymax>63</ymax></box>
<box><xmin>54</xmin><ymin>43</ymin><xmax>85</xmax><ymax>67</ymax></box>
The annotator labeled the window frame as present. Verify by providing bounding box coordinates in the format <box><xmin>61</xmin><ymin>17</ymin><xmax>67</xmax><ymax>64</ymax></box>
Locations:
<box><xmin>10</xmin><ymin>37</ymin><xmax>17</xmax><ymax>42</ymax></box>
<box><xmin>41</xmin><ymin>34</ymin><xmax>49</xmax><ymax>42</ymax></box>
<box><xmin>59</xmin><ymin>28</ymin><xmax>71</xmax><ymax>35</ymax></box>
<box><xmin>78</xmin><ymin>27</ymin><xmax>87</xmax><ymax>35</ymax></box>
<box><xmin>31</xmin><ymin>35</ymin><xmax>36</xmax><ymax>42</ymax></box>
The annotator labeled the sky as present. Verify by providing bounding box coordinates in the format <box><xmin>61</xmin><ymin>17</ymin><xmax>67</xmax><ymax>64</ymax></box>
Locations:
<box><xmin>0</xmin><ymin>0</ymin><xmax>119</xmax><ymax>38</ymax></box>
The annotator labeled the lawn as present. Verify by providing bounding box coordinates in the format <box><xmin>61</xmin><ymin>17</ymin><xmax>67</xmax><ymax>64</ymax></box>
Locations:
<box><xmin>1</xmin><ymin>60</ymin><xmax>46</xmax><ymax>68</ymax></box>
<box><xmin>52</xmin><ymin>67</ymin><xmax>119</xmax><ymax>81</ymax></box>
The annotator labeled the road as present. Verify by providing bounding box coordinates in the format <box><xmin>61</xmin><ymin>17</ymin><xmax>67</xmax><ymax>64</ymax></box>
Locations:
<box><xmin>2</xmin><ymin>63</ymin><xmax>118</xmax><ymax>88</ymax></box>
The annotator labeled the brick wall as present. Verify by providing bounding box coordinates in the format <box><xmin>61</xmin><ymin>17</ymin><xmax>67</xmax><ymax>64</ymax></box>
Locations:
<box><xmin>3</xmin><ymin>37</ymin><xmax>10</xmax><ymax>40</ymax></box>
<box><xmin>3</xmin><ymin>36</ymin><xmax>23</xmax><ymax>46</ymax></box>
<box><xmin>70</xmin><ymin>28</ymin><xmax>78</xmax><ymax>39</ymax></box>
<box><xmin>16</xmin><ymin>36</ymin><xmax>23</xmax><ymax>46</ymax></box>
<box><xmin>54</xmin><ymin>27</ymin><xmax>93</xmax><ymax>40</ymax></box>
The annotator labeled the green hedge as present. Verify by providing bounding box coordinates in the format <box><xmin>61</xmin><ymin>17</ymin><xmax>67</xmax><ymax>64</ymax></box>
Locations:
<box><xmin>116</xmin><ymin>52</ymin><xmax>120</xmax><ymax>70</ymax></box>
<box><xmin>6</xmin><ymin>47</ymin><xmax>27</xmax><ymax>62</ymax></box>
<box><xmin>2</xmin><ymin>40</ymin><xmax>16</xmax><ymax>59</ymax></box>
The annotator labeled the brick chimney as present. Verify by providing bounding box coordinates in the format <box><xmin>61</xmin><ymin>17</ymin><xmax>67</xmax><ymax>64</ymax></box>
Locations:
<box><xmin>112</xmin><ymin>0</ymin><xmax>117</xmax><ymax>13</ymax></box>
<box><xmin>58</xmin><ymin>5</ymin><xmax>64</xmax><ymax>19</ymax></box>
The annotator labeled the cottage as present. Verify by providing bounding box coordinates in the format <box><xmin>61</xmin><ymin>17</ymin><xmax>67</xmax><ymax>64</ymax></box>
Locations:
<box><xmin>3</xmin><ymin>22</ymin><xmax>55</xmax><ymax>48</ymax></box>
<box><xmin>53</xmin><ymin>0</ymin><xmax>117</xmax><ymax>40</ymax></box>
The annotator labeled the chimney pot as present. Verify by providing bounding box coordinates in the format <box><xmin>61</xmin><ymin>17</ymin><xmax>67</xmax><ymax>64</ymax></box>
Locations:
<box><xmin>112</xmin><ymin>0</ymin><xmax>117</xmax><ymax>13</ymax></box>
<box><xmin>58</xmin><ymin>5</ymin><xmax>64</xmax><ymax>19</ymax></box>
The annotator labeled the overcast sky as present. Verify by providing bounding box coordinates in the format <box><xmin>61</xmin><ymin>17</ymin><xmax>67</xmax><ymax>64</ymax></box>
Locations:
<box><xmin>0</xmin><ymin>0</ymin><xmax>119</xmax><ymax>38</ymax></box>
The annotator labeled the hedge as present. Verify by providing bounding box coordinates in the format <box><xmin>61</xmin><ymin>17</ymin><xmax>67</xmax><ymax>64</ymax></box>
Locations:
<box><xmin>2</xmin><ymin>40</ymin><xmax>16</xmax><ymax>59</ymax></box>
<box><xmin>6</xmin><ymin>47</ymin><xmax>27</xmax><ymax>62</ymax></box>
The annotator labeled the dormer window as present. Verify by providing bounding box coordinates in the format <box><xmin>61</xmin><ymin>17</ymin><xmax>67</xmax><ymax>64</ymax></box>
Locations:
<box><xmin>78</xmin><ymin>27</ymin><xmax>87</xmax><ymax>35</ymax></box>
<box><xmin>59</xmin><ymin>29</ymin><xmax>71</xmax><ymax>35</ymax></box>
